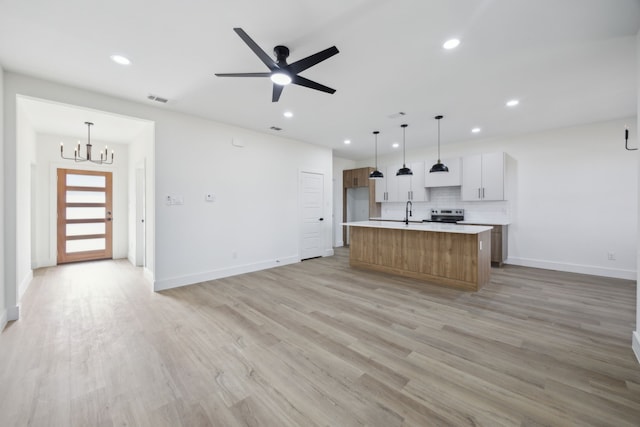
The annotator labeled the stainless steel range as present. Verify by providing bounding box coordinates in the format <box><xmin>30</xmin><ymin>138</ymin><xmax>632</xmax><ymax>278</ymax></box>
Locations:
<box><xmin>424</xmin><ymin>208</ymin><xmax>464</xmax><ymax>223</ymax></box>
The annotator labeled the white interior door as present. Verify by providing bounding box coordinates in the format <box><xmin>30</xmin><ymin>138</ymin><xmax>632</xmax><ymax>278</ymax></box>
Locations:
<box><xmin>300</xmin><ymin>171</ymin><xmax>325</xmax><ymax>260</ymax></box>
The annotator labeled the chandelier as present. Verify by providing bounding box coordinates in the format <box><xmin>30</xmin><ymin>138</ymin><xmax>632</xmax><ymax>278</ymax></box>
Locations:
<box><xmin>60</xmin><ymin>122</ymin><xmax>114</xmax><ymax>165</ymax></box>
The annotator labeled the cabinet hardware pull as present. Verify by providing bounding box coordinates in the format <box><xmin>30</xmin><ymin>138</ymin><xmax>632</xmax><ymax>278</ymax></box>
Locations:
<box><xmin>482</xmin><ymin>188</ymin><xmax>485</xmax><ymax>198</ymax></box>
<box><xmin>478</xmin><ymin>188</ymin><xmax>481</xmax><ymax>199</ymax></box>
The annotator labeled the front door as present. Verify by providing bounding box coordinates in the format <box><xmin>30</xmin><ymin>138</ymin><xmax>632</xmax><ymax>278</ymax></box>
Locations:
<box><xmin>300</xmin><ymin>171</ymin><xmax>325</xmax><ymax>260</ymax></box>
<box><xmin>57</xmin><ymin>169</ymin><xmax>113</xmax><ymax>264</ymax></box>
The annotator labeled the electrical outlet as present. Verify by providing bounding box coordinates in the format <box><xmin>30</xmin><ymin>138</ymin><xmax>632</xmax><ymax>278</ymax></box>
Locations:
<box><xmin>205</xmin><ymin>194</ymin><xmax>215</xmax><ymax>202</ymax></box>
<box><xmin>607</xmin><ymin>252</ymin><xmax>616</xmax><ymax>261</ymax></box>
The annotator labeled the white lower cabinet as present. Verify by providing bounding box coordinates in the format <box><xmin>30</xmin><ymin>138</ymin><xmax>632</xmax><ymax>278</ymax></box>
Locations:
<box><xmin>461</xmin><ymin>152</ymin><xmax>506</xmax><ymax>201</ymax></box>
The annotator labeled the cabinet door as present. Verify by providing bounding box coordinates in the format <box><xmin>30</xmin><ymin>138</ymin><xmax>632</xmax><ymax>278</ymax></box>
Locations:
<box><xmin>424</xmin><ymin>157</ymin><xmax>462</xmax><ymax>187</ymax></box>
<box><xmin>409</xmin><ymin>161</ymin><xmax>428</xmax><ymax>201</ymax></box>
<box><xmin>396</xmin><ymin>172</ymin><xmax>411</xmax><ymax>202</ymax></box>
<box><xmin>356</xmin><ymin>168</ymin><xmax>371</xmax><ymax>187</ymax></box>
<box><xmin>481</xmin><ymin>152</ymin><xmax>505</xmax><ymax>201</ymax></box>
<box><xmin>386</xmin><ymin>166</ymin><xmax>400</xmax><ymax>202</ymax></box>
<box><xmin>343</xmin><ymin>169</ymin><xmax>354</xmax><ymax>189</ymax></box>
<box><xmin>461</xmin><ymin>154</ymin><xmax>482</xmax><ymax>201</ymax></box>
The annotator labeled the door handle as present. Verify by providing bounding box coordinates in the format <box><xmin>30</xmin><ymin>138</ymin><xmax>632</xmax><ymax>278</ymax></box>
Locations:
<box><xmin>319</xmin><ymin>218</ymin><xmax>324</xmax><ymax>221</ymax></box>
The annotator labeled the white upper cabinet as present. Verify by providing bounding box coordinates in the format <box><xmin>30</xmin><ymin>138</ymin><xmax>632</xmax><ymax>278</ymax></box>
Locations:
<box><xmin>374</xmin><ymin>166</ymin><xmax>399</xmax><ymax>202</ymax></box>
<box><xmin>424</xmin><ymin>157</ymin><xmax>462</xmax><ymax>187</ymax></box>
<box><xmin>377</xmin><ymin>162</ymin><xmax>428</xmax><ymax>202</ymax></box>
<box><xmin>461</xmin><ymin>152</ymin><xmax>506</xmax><ymax>201</ymax></box>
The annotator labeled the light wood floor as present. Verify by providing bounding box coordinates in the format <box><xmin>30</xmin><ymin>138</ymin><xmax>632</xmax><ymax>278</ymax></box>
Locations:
<box><xmin>1</xmin><ymin>248</ymin><xmax>639</xmax><ymax>426</ymax></box>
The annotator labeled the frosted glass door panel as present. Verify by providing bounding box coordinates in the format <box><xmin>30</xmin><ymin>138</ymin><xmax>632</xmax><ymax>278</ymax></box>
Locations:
<box><xmin>66</xmin><ymin>207</ymin><xmax>106</xmax><ymax>219</ymax></box>
<box><xmin>66</xmin><ymin>174</ymin><xmax>106</xmax><ymax>188</ymax></box>
<box><xmin>66</xmin><ymin>190</ymin><xmax>106</xmax><ymax>203</ymax></box>
<box><xmin>66</xmin><ymin>238</ymin><xmax>106</xmax><ymax>253</ymax></box>
<box><xmin>66</xmin><ymin>223</ymin><xmax>106</xmax><ymax>236</ymax></box>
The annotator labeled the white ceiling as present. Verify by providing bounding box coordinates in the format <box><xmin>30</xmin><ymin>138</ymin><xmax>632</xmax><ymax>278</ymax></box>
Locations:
<box><xmin>1</xmin><ymin>0</ymin><xmax>638</xmax><ymax>160</ymax></box>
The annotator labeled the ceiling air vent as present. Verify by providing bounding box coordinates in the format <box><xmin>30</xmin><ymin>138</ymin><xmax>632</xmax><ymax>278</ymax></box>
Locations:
<box><xmin>270</xmin><ymin>126</ymin><xmax>282</xmax><ymax>131</ymax></box>
<box><xmin>147</xmin><ymin>94</ymin><xmax>168</xmax><ymax>103</ymax></box>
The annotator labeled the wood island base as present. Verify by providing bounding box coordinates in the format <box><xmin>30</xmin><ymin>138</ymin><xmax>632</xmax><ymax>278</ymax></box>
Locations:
<box><xmin>348</xmin><ymin>225</ymin><xmax>491</xmax><ymax>291</ymax></box>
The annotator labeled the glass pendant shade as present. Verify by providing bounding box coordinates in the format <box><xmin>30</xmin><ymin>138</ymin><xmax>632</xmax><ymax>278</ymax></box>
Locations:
<box><xmin>369</xmin><ymin>130</ymin><xmax>384</xmax><ymax>179</ymax></box>
<box><xmin>396</xmin><ymin>124</ymin><xmax>413</xmax><ymax>176</ymax></box>
<box><xmin>429</xmin><ymin>115</ymin><xmax>449</xmax><ymax>174</ymax></box>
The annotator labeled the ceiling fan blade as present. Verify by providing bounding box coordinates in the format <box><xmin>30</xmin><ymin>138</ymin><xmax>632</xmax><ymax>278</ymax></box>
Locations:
<box><xmin>233</xmin><ymin>28</ymin><xmax>278</xmax><ymax>71</ymax></box>
<box><xmin>288</xmin><ymin>46</ymin><xmax>339</xmax><ymax>74</ymax></box>
<box><xmin>272</xmin><ymin>84</ymin><xmax>284</xmax><ymax>102</ymax></box>
<box><xmin>214</xmin><ymin>72</ymin><xmax>272</xmax><ymax>77</ymax></box>
<box><xmin>291</xmin><ymin>75</ymin><xmax>336</xmax><ymax>94</ymax></box>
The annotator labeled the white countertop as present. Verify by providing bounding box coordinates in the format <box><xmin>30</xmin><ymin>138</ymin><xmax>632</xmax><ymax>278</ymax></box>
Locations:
<box><xmin>457</xmin><ymin>220</ymin><xmax>511</xmax><ymax>226</ymax></box>
<box><xmin>370</xmin><ymin>217</ymin><xmax>510</xmax><ymax>226</ymax></box>
<box><xmin>342</xmin><ymin>221</ymin><xmax>493</xmax><ymax>234</ymax></box>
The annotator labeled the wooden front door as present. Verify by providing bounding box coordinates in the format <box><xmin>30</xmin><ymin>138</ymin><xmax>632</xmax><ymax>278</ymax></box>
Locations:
<box><xmin>57</xmin><ymin>169</ymin><xmax>113</xmax><ymax>264</ymax></box>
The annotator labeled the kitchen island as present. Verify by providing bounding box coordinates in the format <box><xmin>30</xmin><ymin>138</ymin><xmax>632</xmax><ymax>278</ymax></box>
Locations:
<box><xmin>343</xmin><ymin>221</ymin><xmax>493</xmax><ymax>291</ymax></box>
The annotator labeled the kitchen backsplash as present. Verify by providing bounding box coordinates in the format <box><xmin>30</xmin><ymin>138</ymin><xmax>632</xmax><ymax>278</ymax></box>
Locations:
<box><xmin>379</xmin><ymin>186</ymin><xmax>511</xmax><ymax>222</ymax></box>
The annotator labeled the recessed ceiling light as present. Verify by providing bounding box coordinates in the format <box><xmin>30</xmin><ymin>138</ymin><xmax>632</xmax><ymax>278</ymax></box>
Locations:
<box><xmin>506</xmin><ymin>99</ymin><xmax>519</xmax><ymax>107</ymax></box>
<box><xmin>283</xmin><ymin>111</ymin><xmax>293</xmax><ymax>118</ymax></box>
<box><xmin>443</xmin><ymin>39</ymin><xmax>460</xmax><ymax>50</ymax></box>
<box><xmin>471</xmin><ymin>127</ymin><xmax>481</xmax><ymax>133</ymax></box>
<box><xmin>392</xmin><ymin>142</ymin><xmax>400</xmax><ymax>148</ymax></box>
<box><xmin>110</xmin><ymin>54</ymin><xmax>131</xmax><ymax>65</ymax></box>
<box><xmin>344</xmin><ymin>139</ymin><xmax>351</xmax><ymax>145</ymax></box>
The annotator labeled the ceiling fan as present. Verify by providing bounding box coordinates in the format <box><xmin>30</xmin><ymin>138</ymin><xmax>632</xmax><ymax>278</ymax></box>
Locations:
<box><xmin>215</xmin><ymin>28</ymin><xmax>339</xmax><ymax>102</ymax></box>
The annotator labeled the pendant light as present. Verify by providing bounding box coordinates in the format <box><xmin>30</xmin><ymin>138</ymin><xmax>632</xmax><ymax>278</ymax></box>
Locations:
<box><xmin>429</xmin><ymin>115</ymin><xmax>449</xmax><ymax>173</ymax></box>
<box><xmin>396</xmin><ymin>124</ymin><xmax>413</xmax><ymax>176</ymax></box>
<box><xmin>369</xmin><ymin>131</ymin><xmax>384</xmax><ymax>179</ymax></box>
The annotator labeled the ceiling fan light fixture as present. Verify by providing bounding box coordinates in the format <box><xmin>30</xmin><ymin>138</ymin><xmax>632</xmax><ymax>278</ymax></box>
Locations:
<box><xmin>270</xmin><ymin>72</ymin><xmax>292</xmax><ymax>85</ymax></box>
<box><xmin>429</xmin><ymin>115</ymin><xmax>449</xmax><ymax>174</ymax></box>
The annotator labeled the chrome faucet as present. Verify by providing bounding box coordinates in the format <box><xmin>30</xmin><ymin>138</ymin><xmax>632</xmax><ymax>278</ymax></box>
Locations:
<box><xmin>405</xmin><ymin>201</ymin><xmax>413</xmax><ymax>225</ymax></box>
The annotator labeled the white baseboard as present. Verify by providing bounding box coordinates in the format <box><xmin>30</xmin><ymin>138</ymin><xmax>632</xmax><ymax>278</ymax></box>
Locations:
<box><xmin>18</xmin><ymin>270</ymin><xmax>34</xmax><ymax>301</ymax></box>
<box><xmin>144</xmin><ymin>267</ymin><xmax>154</xmax><ymax>287</ymax></box>
<box><xmin>153</xmin><ymin>255</ymin><xmax>299</xmax><ymax>292</ymax></box>
<box><xmin>506</xmin><ymin>257</ymin><xmax>636</xmax><ymax>280</ymax></box>
<box><xmin>325</xmin><ymin>248</ymin><xmax>335</xmax><ymax>257</ymax></box>
<box><xmin>633</xmin><ymin>332</ymin><xmax>640</xmax><ymax>364</ymax></box>
<box><xmin>7</xmin><ymin>306</ymin><xmax>19</xmax><ymax>322</ymax></box>
<box><xmin>0</xmin><ymin>308</ymin><xmax>7</xmax><ymax>331</ymax></box>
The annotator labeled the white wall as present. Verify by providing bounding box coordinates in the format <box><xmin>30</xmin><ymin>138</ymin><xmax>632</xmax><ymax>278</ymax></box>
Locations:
<box><xmin>3</xmin><ymin>72</ymin><xmax>333</xmax><ymax>303</ymax></box>
<box><xmin>34</xmin><ymin>133</ymin><xmax>129</xmax><ymax>268</ymax></box>
<box><xmin>15</xmin><ymin>101</ymin><xmax>36</xmax><ymax>304</ymax></box>
<box><xmin>0</xmin><ymin>64</ymin><xmax>5</xmax><ymax>330</ymax></box>
<box><xmin>348</xmin><ymin>118</ymin><xmax>637</xmax><ymax>280</ymax></box>
<box><xmin>332</xmin><ymin>156</ymin><xmax>356</xmax><ymax>247</ymax></box>
<box><xmin>152</xmin><ymin>112</ymin><xmax>333</xmax><ymax>290</ymax></box>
